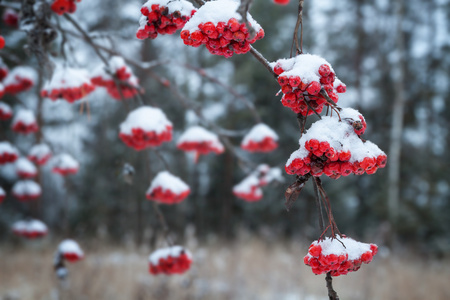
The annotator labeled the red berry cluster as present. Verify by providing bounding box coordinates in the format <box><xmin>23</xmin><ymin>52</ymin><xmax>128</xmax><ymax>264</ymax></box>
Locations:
<box><xmin>233</xmin><ymin>185</ymin><xmax>262</xmax><ymax>202</ymax></box>
<box><xmin>241</xmin><ymin>136</ymin><xmax>278</xmax><ymax>152</ymax></box>
<box><xmin>285</xmin><ymin>139</ymin><xmax>387</xmax><ymax>179</ymax></box>
<box><xmin>0</xmin><ymin>62</ymin><xmax>8</xmax><ymax>81</ymax></box>
<box><xmin>273</xmin><ymin>55</ymin><xmax>347</xmax><ymax>116</ymax></box>
<box><xmin>146</xmin><ymin>186</ymin><xmax>190</xmax><ymax>204</ymax></box>
<box><xmin>12</xmin><ymin>121</ymin><xmax>38</xmax><ymax>134</ymax></box>
<box><xmin>3</xmin><ymin>9</ymin><xmax>19</xmax><ymax>28</ymax></box>
<box><xmin>0</xmin><ymin>36</ymin><xmax>5</xmax><ymax>50</ymax></box>
<box><xmin>91</xmin><ymin>65</ymin><xmax>140</xmax><ymax>100</ymax></box>
<box><xmin>41</xmin><ymin>83</ymin><xmax>95</xmax><ymax>103</ymax></box>
<box><xmin>28</xmin><ymin>144</ymin><xmax>52</xmax><ymax>166</ymax></box>
<box><xmin>0</xmin><ymin>143</ymin><xmax>18</xmax><ymax>164</ymax></box>
<box><xmin>51</xmin><ymin>0</ymin><xmax>81</xmax><ymax>15</ymax></box>
<box><xmin>0</xmin><ymin>102</ymin><xmax>12</xmax><ymax>120</ymax></box>
<box><xmin>3</xmin><ymin>67</ymin><xmax>35</xmax><ymax>95</ymax></box>
<box><xmin>137</xmin><ymin>1</ymin><xmax>196</xmax><ymax>40</ymax></box>
<box><xmin>181</xmin><ymin>20</ymin><xmax>264</xmax><ymax>58</ymax></box>
<box><xmin>120</xmin><ymin>126</ymin><xmax>173</xmax><ymax>150</ymax></box>
<box><xmin>12</xmin><ymin>181</ymin><xmax>41</xmax><ymax>201</ymax></box>
<box><xmin>52</xmin><ymin>166</ymin><xmax>78</xmax><ymax>176</ymax></box>
<box><xmin>304</xmin><ymin>237</ymin><xmax>378</xmax><ymax>277</ymax></box>
<box><xmin>177</xmin><ymin>140</ymin><xmax>224</xmax><ymax>155</ymax></box>
<box><xmin>63</xmin><ymin>252</ymin><xmax>84</xmax><ymax>262</ymax></box>
<box><xmin>149</xmin><ymin>247</ymin><xmax>192</xmax><ymax>275</ymax></box>
<box><xmin>12</xmin><ymin>220</ymin><xmax>48</xmax><ymax>239</ymax></box>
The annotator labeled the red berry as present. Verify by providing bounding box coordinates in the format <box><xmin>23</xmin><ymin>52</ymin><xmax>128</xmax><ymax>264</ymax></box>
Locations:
<box><xmin>306</xmin><ymin>81</ymin><xmax>321</xmax><ymax>95</ymax></box>
<box><xmin>318</xmin><ymin>64</ymin><xmax>331</xmax><ymax>77</ymax></box>
<box><xmin>0</xmin><ymin>36</ymin><xmax>4</xmax><ymax>49</ymax></box>
<box><xmin>289</xmin><ymin>76</ymin><xmax>301</xmax><ymax>87</ymax></box>
<box><xmin>273</xmin><ymin>0</ymin><xmax>290</xmax><ymax>5</ymax></box>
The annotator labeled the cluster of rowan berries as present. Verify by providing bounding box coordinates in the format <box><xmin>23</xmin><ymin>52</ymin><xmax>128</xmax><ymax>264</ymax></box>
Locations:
<box><xmin>285</xmin><ymin>109</ymin><xmax>386</xmax><ymax>179</ymax></box>
<box><xmin>12</xmin><ymin>180</ymin><xmax>41</xmax><ymax>201</ymax></box>
<box><xmin>12</xmin><ymin>219</ymin><xmax>48</xmax><ymax>239</ymax></box>
<box><xmin>3</xmin><ymin>9</ymin><xmax>19</xmax><ymax>28</ymax></box>
<box><xmin>241</xmin><ymin>123</ymin><xmax>279</xmax><ymax>153</ymax></box>
<box><xmin>15</xmin><ymin>157</ymin><xmax>38</xmax><ymax>179</ymax></box>
<box><xmin>0</xmin><ymin>102</ymin><xmax>12</xmax><ymax>120</ymax></box>
<box><xmin>91</xmin><ymin>56</ymin><xmax>140</xmax><ymax>100</ymax></box>
<box><xmin>51</xmin><ymin>154</ymin><xmax>79</xmax><ymax>176</ymax></box>
<box><xmin>149</xmin><ymin>246</ymin><xmax>192</xmax><ymax>275</ymax></box>
<box><xmin>11</xmin><ymin>109</ymin><xmax>38</xmax><ymax>134</ymax></box>
<box><xmin>41</xmin><ymin>68</ymin><xmax>95</xmax><ymax>103</ymax></box>
<box><xmin>137</xmin><ymin>0</ymin><xmax>196</xmax><ymax>40</ymax></box>
<box><xmin>177</xmin><ymin>126</ymin><xmax>224</xmax><ymax>161</ymax></box>
<box><xmin>146</xmin><ymin>171</ymin><xmax>190</xmax><ymax>205</ymax></box>
<box><xmin>2</xmin><ymin>66</ymin><xmax>36</xmax><ymax>95</ymax></box>
<box><xmin>51</xmin><ymin>0</ymin><xmax>81</xmax><ymax>15</ymax></box>
<box><xmin>119</xmin><ymin>106</ymin><xmax>173</xmax><ymax>150</ymax></box>
<box><xmin>0</xmin><ymin>141</ymin><xmax>19</xmax><ymax>164</ymax></box>
<box><xmin>28</xmin><ymin>144</ymin><xmax>52</xmax><ymax>165</ymax></box>
<box><xmin>58</xmin><ymin>239</ymin><xmax>84</xmax><ymax>263</ymax></box>
<box><xmin>0</xmin><ymin>187</ymin><xmax>5</xmax><ymax>203</ymax></box>
<box><xmin>304</xmin><ymin>236</ymin><xmax>378</xmax><ymax>276</ymax></box>
<box><xmin>272</xmin><ymin>54</ymin><xmax>346</xmax><ymax>116</ymax></box>
<box><xmin>180</xmin><ymin>0</ymin><xmax>264</xmax><ymax>58</ymax></box>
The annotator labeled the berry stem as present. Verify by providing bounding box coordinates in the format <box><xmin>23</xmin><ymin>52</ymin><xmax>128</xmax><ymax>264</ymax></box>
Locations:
<box><xmin>249</xmin><ymin>46</ymin><xmax>277</xmax><ymax>78</ymax></box>
<box><xmin>291</xmin><ymin>0</ymin><xmax>304</xmax><ymax>56</ymax></box>
<box><xmin>325</xmin><ymin>272</ymin><xmax>340</xmax><ymax>300</ymax></box>
<box><xmin>313</xmin><ymin>178</ymin><xmax>325</xmax><ymax>234</ymax></box>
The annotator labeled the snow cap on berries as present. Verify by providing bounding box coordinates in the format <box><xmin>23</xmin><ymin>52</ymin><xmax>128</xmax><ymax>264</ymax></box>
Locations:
<box><xmin>3</xmin><ymin>66</ymin><xmax>37</xmax><ymax>94</ymax></box>
<box><xmin>28</xmin><ymin>143</ymin><xmax>52</xmax><ymax>165</ymax></box>
<box><xmin>12</xmin><ymin>180</ymin><xmax>41</xmax><ymax>201</ymax></box>
<box><xmin>177</xmin><ymin>126</ymin><xmax>224</xmax><ymax>154</ymax></box>
<box><xmin>13</xmin><ymin>219</ymin><xmax>48</xmax><ymax>238</ymax></box>
<box><xmin>119</xmin><ymin>106</ymin><xmax>173</xmax><ymax>150</ymax></box>
<box><xmin>58</xmin><ymin>239</ymin><xmax>84</xmax><ymax>262</ymax></box>
<box><xmin>148</xmin><ymin>245</ymin><xmax>192</xmax><ymax>275</ymax></box>
<box><xmin>0</xmin><ymin>102</ymin><xmax>12</xmax><ymax>120</ymax></box>
<box><xmin>15</xmin><ymin>157</ymin><xmax>38</xmax><ymax>178</ymax></box>
<box><xmin>11</xmin><ymin>109</ymin><xmax>38</xmax><ymax>134</ymax></box>
<box><xmin>241</xmin><ymin>123</ymin><xmax>279</xmax><ymax>152</ymax></box>
<box><xmin>41</xmin><ymin>66</ymin><xmax>95</xmax><ymax>103</ymax></box>
<box><xmin>0</xmin><ymin>186</ymin><xmax>5</xmax><ymax>203</ymax></box>
<box><xmin>233</xmin><ymin>174</ymin><xmax>263</xmax><ymax>202</ymax></box>
<box><xmin>146</xmin><ymin>171</ymin><xmax>190</xmax><ymax>204</ymax></box>
<box><xmin>0</xmin><ymin>141</ymin><xmax>19</xmax><ymax>164</ymax></box>
<box><xmin>51</xmin><ymin>153</ymin><xmax>79</xmax><ymax>176</ymax></box>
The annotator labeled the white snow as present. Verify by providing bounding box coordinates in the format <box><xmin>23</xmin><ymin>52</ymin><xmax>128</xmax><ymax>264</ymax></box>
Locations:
<box><xmin>42</xmin><ymin>66</ymin><xmax>92</xmax><ymax>91</ymax></box>
<box><xmin>92</xmin><ymin>56</ymin><xmax>132</xmax><ymax>80</ymax></box>
<box><xmin>233</xmin><ymin>174</ymin><xmax>261</xmax><ymax>195</ymax></box>
<box><xmin>182</xmin><ymin>0</ymin><xmax>262</xmax><ymax>32</ymax></box>
<box><xmin>148</xmin><ymin>245</ymin><xmax>192</xmax><ymax>265</ymax></box>
<box><xmin>271</xmin><ymin>54</ymin><xmax>334</xmax><ymax>85</ymax></box>
<box><xmin>12</xmin><ymin>109</ymin><xmax>36</xmax><ymax>126</ymax></box>
<box><xmin>309</xmin><ymin>236</ymin><xmax>373</xmax><ymax>260</ymax></box>
<box><xmin>120</xmin><ymin>106</ymin><xmax>173</xmax><ymax>135</ymax></box>
<box><xmin>12</xmin><ymin>220</ymin><xmax>27</xmax><ymax>233</ymax></box>
<box><xmin>147</xmin><ymin>171</ymin><xmax>190</xmax><ymax>194</ymax></box>
<box><xmin>0</xmin><ymin>102</ymin><xmax>12</xmax><ymax>115</ymax></box>
<box><xmin>255</xmin><ymin>164</ymin><xmax>284</xmax><ymax>184</ymax></box>
<box><xmin>0</xmin><ymin>186</ymin><xmax>5</xmax><ymax>197</ymax></box>
<box><xmin>241</xmin><ymin>123</ymin><xmax>278</xmax><ymax>144</ymax></box>
<box><xmin>11</xmin><ymin>180</ymin><xmax>41</xmax><ymax>197</ymax></box>
<box><xmin>0</xmin><ymin>141</ymin><xmax>19</xmax><ymax>156</ymax></box>
<box><xmin>3</xmin><ymin>66</ymin><xmax>37</xmax><ymax>86</ymax></box>
<box><xmin>58</xmin><ymin>239</ymin><xmax>84</xmax><ymax>256</ymax></box>
<box><xmin>51</xmin><ymin>153</ymin><xmax>79</xmax><ymax>170</ymax></box>
<box><xmin>141</xmin><ymin>0</ymin><xmax>195</xmax><ymax>16</ymax></box>
<box><xmin>26</xmin><ymin>219</ymin><xmax>48</xmax><ymax>233</ymax></box>
<box><xmin>28</xmin><ymin>143</ymin><xmax>52</xmax><ymax>161</ymax></box>
<box><xmin>15</xmin><ymin>157</ymin><xmax>37</xmax><ymax>176</ymax></box>
<box><xmin>177</xmin><ymin>126</ymin><xmax>224</xmax><ymax>151</ymax></box>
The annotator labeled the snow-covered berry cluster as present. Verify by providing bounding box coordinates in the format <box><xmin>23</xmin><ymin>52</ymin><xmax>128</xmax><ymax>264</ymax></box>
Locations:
<box><xmin>0</xmin><ymin>102</ymin><xmax>12</xmax><ymax>120</ymax></box>
<box><xmin>146</xmin><ymin>171</ymin><xmax>190</xmax><ymax>204</ymax></box>
<box><xmin>272</xmin><ymin>54</ymin><xmax>346</xmax><ymax>116</ymax></box>
<box><xmin>51</xmin><ymin>153</ymin><xmax>79</xmax><ymax>176</ymax></box>
<box><xmin>148</xmin><ymin>246</ymin><xmax>192</xmax><ymax>275</ymax></box>
<box><xmin>51</xmin><ymin>0</ymin><xmax>81</xmax><ymax>15</ymax></box>
<box><xmin>15</xmin><ymin>157</ymin><xmax>38</xmax><ymax>179</ymax></box>
<box><xmin>41</xmin><ymin>67</ymin><xmax>95</xmax><ymax>103</ymax></box>
<box><xmin>91</xmin><ymin>56</ymin><xmax>141</xmax><ymax>100</ymax></box>
<box><xmin>119</xmin><ymin>106</ymin><xmax>173</xmax><ymax>150</ymax></box>
<box><xmin>177</xmin><ymin>126</ymin><xmax>224</xmax><ymax>162</ymax></box>
<box><xmin>58</xmin><ymin>239</ymin><xmax>84</xmax><ymax>263</ymax></box>
<box><xmin>12</xmin><ymin>219</ymin><xmax>48</xmax><ymax>238</ymax></box>
<box><xmin>233</xmin><ymin>164</ymin><xmax>283</xmax><ymax>201</ymax></box>
<box><xmin>0</xmin><ymin>186</ymin><xmax>5</xmax><ymax>203</ymax></box>
<box><xmin>241</xmin><ymin>123</ymin><xmax>278</xmax><ymax>153</ymax></box>
<box><xmin>0</xmin><ymin>36</ymin><xmax>5</xmax><ymax>50</ymax></box>
<box><xmin>28</xmin><ymin>144</ymin><xmax>52</xmax><ymax>165</ymax></box>
<box><xmin>12</xmin><ymin>180</ymin><xmax>41</xmax><ymax>201</ymax></box>
<box><xmin>0</xmin><ymin>59</ymin><xmax>8</xmax><ymax>81</ymax></box>
<box><xmin>11</xmin><ymin>109</ymin><xmax>39</xmax><ymax>134</ymax></box>
<box><xmin>180</xmin><ymin>0</ymin><xmax>264</xmax><ymax>58</ymax></box>
<box><xmin>0</xmin><ymin>141</ymin><xmax>19</xmax><ymax>164</ymax></box>
<box><xmin>2</xmin><ymin>66</ymin><xmax>36</xmax><ymax>95</ymax></box>
<box><xmin>304</xmin><ymin>236</ymin><xmax>378</xmax><ymax>277</ymax></box>
<box><xmin>137</xmin><ymin>0</ymin><xmax>196</xmax><ymax>40</ymax></box>
<box><xmin>285</xmin><ymin>109</ymin><xmax>386</xmax><ymax>179</ymax></box>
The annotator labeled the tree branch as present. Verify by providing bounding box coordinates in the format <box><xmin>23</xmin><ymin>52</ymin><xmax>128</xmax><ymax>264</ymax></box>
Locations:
<box><xmin>326</xmin><ymin>272</ymin><xmax>340</xmax><ymax>300</ymax></box>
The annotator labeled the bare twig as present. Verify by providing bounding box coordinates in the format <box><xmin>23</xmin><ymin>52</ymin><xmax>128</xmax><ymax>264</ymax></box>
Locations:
<box><xmin>312</xmin><ymin>178</ymin><xmax>325</xmax><ymax>234</ymax></box>
<box><xmin>236</xmin><ymin>0</ymin><xmax>255</xmax><ymax>38</ymax></box>
<box><xmin>291</xmin><ymin>0</ymin><xmax>304</xmax><ymax>56</ymax></box>
<box><xmin>326</xmin><ymin>272</ymin><xmax>340</xmax><ymax>300</ymax></box>
<box><xmin>249</xmin><ymin>46</ymin><xmax>277</xmax><ymax>78</ymax></box>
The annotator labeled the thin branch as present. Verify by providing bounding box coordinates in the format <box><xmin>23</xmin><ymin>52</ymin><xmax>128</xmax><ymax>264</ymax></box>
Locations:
<box><xmin>152</xmin><ymin>202</ymin><xmax>173</xmax><ymax>246</ymax></box>
<box><xmin>312</xmin><ymin>178</ymin><xmax>325</xmax><ymax>234</ymax></box>
<box><xmin>326</xmin><ymin>273</ymin><xmax>340</xmax><ymax>300</ymax></box>
<box><xmin>249</xmin><ymin>46</ymin><xmax>277</xmax><ymax>78</ymax></box>
<box><xmin>291</xmin><ymin>0</ymin><xmax>304</xmax><ymax>56</ymax></box>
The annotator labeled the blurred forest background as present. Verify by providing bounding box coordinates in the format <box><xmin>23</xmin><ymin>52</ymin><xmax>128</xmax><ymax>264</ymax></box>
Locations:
<box><xmin>0</xmin><ymin>0</ymin><xmax>449</xmax><ymax>298</ymax></box>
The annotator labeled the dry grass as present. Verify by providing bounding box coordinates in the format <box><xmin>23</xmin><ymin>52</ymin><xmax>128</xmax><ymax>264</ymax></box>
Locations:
<box><xmin>1</xmin><ymin>236</ymin><xmax>450</xmax><ymax>300</ymax></box>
